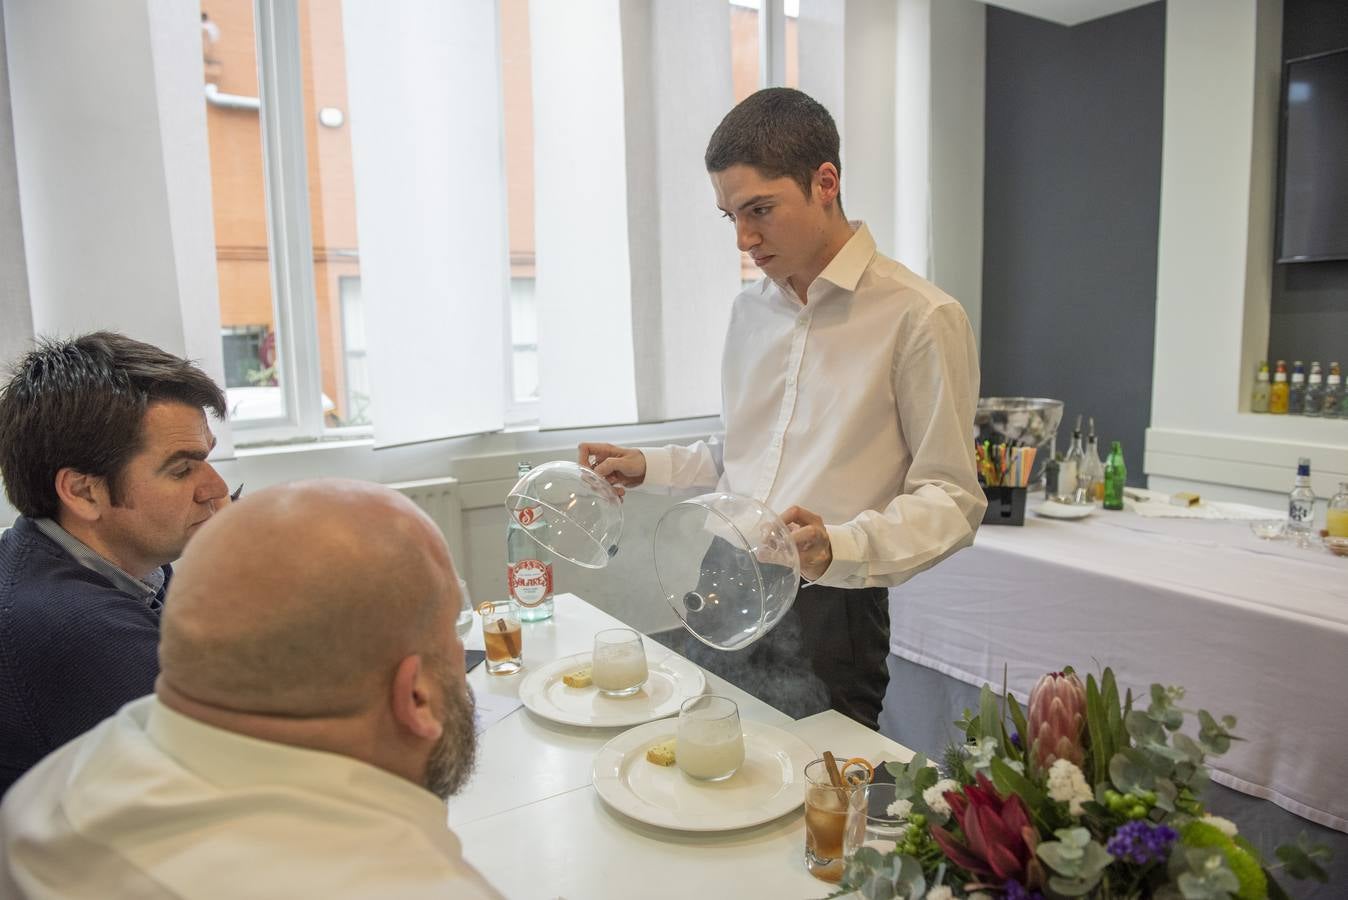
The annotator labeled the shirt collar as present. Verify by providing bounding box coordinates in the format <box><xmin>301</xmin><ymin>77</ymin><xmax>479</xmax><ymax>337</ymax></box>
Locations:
<box><xmin>33</xmin><ymin>517</ymin><xmax>166</xmax><ymax>602</ymax></box>
<box><xmin>815</xmin><ymin>220</ymin><xmax>876</xmax><ymax>293</ymax></box>
<box><xmin>143</xmin><ymin>697</ymin><xmax>457</xmax><ymax>848</ymax></box>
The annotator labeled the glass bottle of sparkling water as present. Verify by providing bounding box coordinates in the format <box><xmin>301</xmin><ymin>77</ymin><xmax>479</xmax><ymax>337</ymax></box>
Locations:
<box><xmin>1287</xmin><ymin>457</ymin><xmax>1316</xmax><ymax>541</ymax></box>
<box><xmin>507</xmin><ymin>461</ymin><xmax>555</xmax><ymax>621</ymax></box>
<box><xmin>1303</xmin><ymin>362</ymin><xmax>1323</xmax><ymax>417</ymax></box>
<box><xmin>1321</xmin><ymin>362</ymin><xmax>1341</xmax><ymax>419</ymax></box>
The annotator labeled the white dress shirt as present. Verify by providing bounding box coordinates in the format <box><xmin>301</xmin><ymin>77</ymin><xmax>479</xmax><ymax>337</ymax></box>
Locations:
<box><xmin>640</xmin><ymin>222</ymin><xmax>985</xmax><ymax>589</ymax></box>
<box><xmin>0</xmin><ymin>697</ymin><xmax>504</xmax><ymax>900</ymax></box>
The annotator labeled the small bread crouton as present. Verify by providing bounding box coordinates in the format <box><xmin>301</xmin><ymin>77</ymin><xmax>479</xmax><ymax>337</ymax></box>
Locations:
<box><xmin>562</xmin><ymin>667</ymin><xmax>593</xmax><ymax>688</ymax></box>
<box><xmin>645</xmin><ymin>738</ymin><xmax>676</xmax><ymax>767</ymax></box>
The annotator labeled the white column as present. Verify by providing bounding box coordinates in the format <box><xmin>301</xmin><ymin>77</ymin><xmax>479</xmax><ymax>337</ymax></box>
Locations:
<box><xmin>531</xmin><ymin>0</ymin><xmax>637</xmax><ymax>429</ymax></box>
<box><xmin>4</xmin><ymin>0</ymin><xmax>231</xmax><ymax>451</ymax></box>
<box><xmin>0</xmin><ymin>0</ymin><xmax>31</xmax><ymax>370</ymax></box>
<box><xmin>341</xmin><ymin>0</ymin><xmax>509</xmax><ymax>446</ymax></box>
<box><xmin>622</xmin><ymin>0</ymin><xmax>740</xmax><ymax>423</ymax></box>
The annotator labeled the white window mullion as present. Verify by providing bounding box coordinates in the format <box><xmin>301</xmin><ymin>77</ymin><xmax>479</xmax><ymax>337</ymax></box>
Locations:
<box><xmin>759</xmin><ymin>0</ymin><xmax>787</xmax><ymax>87</ymax></box>
<box><xmin>252</xmin><ymin>0</ymin><xmax>325</xmax><ymax>441</ymax></box>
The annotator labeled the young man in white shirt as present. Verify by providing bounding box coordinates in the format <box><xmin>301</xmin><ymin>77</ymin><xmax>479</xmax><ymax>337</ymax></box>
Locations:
<box><xmin>0</xmin><ymin>480</ymin><xmax>503</xmax><ymax>899</ymax></box>
<box><xmin>580</xmin><ymin>88</ymin><xmax>984</xmax><ymax>730</ymax></box>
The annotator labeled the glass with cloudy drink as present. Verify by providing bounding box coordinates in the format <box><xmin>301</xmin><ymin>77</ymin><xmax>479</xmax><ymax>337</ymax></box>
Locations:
<box><xmin>676</xmin><ymin>696</ymin><xmax>743</xmax><ymax>781</ymax></box>
<box><xmin>591</xmin><ymin>628</ymin><xmax>648</xmax><ymax>697</ymax></box>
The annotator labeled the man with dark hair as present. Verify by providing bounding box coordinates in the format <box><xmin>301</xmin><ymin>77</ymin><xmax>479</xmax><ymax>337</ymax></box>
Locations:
<box><xmin>580</xmin><ymin>88</ymin><xmax>984</xmax><ymax>730</ymax></box>
<box><xmin>0</xmin><ymin>331</ymin><xmax>230</xmax><ymax>794</ymax></box>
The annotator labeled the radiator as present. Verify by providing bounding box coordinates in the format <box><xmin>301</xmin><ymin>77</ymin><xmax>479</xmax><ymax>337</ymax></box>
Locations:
<box><xmin>385</xmin><ymin>476</ymin><xmax>466</xmax><ymax>574</ymax></box>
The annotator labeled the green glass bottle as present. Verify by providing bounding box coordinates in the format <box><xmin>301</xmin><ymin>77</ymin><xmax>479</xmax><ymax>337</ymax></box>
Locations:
<box><xmin>1103</xmin><ymin>441</ymin><xmax>1126</xmax><ymax>510</ymax></box>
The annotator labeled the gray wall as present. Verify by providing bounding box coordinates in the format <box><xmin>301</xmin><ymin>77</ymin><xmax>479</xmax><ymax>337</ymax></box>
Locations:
<box><xmin>980</xmin><ymin>2</ymin><xmax>1165</xmax><ymax>482</ymax></box>
<box><xmin>1268</xmin><ymin>0</ymin><xmax>1348</xmax><ymax>369</ymax></box>
<box><xmin>0</xmin><ymin>0</ymin><xmax>33</xmax><ymax>370</ymax></box>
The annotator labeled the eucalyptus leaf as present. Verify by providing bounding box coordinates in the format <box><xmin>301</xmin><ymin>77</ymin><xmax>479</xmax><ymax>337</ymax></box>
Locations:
<box><xmin>1275</xmin><ymin>841</ymin><xmax>1330</xmax><ymax>882</ymax></box>
<box><xmin>1153</xmin><ymin>777</ymin><xmax>1178</xmax><ymax>813</ymax></box>
<box><xmin>1048</xmin><ymin>873</ymin><xmax>1104</xmax><ymax>897</ymax></box>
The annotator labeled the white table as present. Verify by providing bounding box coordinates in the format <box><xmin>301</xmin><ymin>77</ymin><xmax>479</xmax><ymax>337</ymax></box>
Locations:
<box><xmin>887</xmin><ymin>506</ymin><xmax>1348</xmax><ymax>834</ymax></box>
<box><xmin>456</xmin><ymin>594</ymin><xmax>915</xmax><ymax>899</ymax></box>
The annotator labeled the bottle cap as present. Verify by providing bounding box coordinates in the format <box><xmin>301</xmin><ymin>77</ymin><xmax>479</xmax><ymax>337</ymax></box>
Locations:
<box><xmin>1297</xmin><ymin>457</ymin><xmax>1311</xmax><ymax>477</ymax></box>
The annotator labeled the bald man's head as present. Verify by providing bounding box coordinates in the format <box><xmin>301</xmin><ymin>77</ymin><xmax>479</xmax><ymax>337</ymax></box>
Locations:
<box><xmin>159</xmin><ymin>479</ymin><xmax>458</xmax><ymax>718</ymax></box>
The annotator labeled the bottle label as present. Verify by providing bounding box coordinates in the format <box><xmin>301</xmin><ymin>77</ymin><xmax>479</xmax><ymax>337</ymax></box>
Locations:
<box><xmin>514</xmin><ymin>505</ymin><xmax>540</xmax><ymax>527</ymax></box>
<box><xmin>508</xmin><ymin>559</ymin><xmax>553</xmax><ymax>607</ymax></box>
<box><xmin>1292</xmin><ymin>374</ymin><xmax>1305</xmax><ymax>384</ymax></box>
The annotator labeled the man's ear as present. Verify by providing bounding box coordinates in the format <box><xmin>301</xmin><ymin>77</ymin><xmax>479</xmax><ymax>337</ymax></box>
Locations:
<box><xmin>814</xmin><ymin>162</ymin><xmax>841</xmax><ymax>208</ymax></box>
<box><xmin>54</xmin><ymin>468</ymin><xmax>108</xmax><ymax>524</ymax></box>
<box><xmin>390</xmin><ymin>654</ymin><xmax>444</xmax><ymax>742</ymax></box>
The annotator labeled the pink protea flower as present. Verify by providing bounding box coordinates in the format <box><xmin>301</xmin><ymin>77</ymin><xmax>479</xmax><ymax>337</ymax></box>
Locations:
<box><xmin>929</xmin><ymin>771</ymin><xmax>1045</xmax><ymax>888</ymax></box>
<box><xmin>1028</xmin><ymin>670</ymin><xmax>1086</xmax><ymax>769</ymax></box>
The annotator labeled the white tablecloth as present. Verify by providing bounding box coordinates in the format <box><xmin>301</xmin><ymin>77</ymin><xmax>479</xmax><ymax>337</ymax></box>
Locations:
<box><xmin>456</xmin><ymin>594</ymin><xmax>917</xmax><ymax>898</ymax></box>
<box><xmin>888</xmin><ymin>508</ymin><xmax>1348</xmax><ymax>833</ymax></box>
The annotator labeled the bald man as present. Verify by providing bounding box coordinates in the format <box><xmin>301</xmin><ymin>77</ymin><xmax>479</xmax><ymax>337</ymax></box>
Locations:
<box><xmin>0</xmin><ymin>480</ymin><xmax>503</xmax><ymax>900</ymax></box>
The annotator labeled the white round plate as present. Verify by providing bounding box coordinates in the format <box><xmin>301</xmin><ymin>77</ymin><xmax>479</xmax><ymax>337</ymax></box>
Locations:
<box><xmin>1033</xmin><ymin>499</ymin><xmax>1095</xmax><ymax>520</ymax></box>
<box><xmin>518</xmin><ymin>651</ymin><xmax>706</xmax><ymax>728</ymax></box>
<box><xmin>591</xmin><ymin>718</ymin><xmax>815</xmax><ymax>832</ymax></box>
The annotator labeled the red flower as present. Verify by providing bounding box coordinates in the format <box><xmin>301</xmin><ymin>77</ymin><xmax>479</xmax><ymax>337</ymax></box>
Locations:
<box><xmin>929</xmin><ymin>772</ymin><xmax>1045</xmax><ymax>889</ymax></box>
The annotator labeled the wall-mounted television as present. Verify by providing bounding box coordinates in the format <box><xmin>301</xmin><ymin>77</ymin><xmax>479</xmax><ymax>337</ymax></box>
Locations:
<box><xmin>1276</xmin><ymin>47</ymin><xmax>1348</xmax><ymax>263</ymax></box>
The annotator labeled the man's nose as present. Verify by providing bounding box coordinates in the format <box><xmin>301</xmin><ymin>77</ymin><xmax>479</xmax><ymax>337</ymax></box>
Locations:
<box><xmin>736</xmin><ymin>220</ymin><xmax>759</xmax><ymax>253</ymax></box>
<box><xmin>197</xmin><ymin>464</ymin><xmax>229</xmax><ymax>503</ymax></box>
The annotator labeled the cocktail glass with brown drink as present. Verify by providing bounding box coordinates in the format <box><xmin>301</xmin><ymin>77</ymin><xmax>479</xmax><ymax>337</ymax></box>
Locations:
<box><xmin>479</xmin><ymin>601</ymin><xmax>522</xmax><ymax>675</ymax></box>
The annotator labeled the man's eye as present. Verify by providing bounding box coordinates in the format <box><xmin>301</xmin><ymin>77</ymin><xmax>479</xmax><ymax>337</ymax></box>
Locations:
<box><xmin>172</xmin><ymin>466</ymin><xmax>192</xmax><ymax>479</ymax></box>
<box><xmin>753</xmin><ymin>207</ymin><xmax>770</xmax><ymax>217</ymax></box>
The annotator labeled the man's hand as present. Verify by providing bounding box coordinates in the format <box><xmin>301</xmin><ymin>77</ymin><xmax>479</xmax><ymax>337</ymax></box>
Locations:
<box><xmin>577</xmin><ymin>442</ymin><xmax>647</xmax><ymax>498</ymax></box>
<box><xmin>781</xmin><ymin>505</ymin><xmax>832</xmax><ymax>581</ymax></box>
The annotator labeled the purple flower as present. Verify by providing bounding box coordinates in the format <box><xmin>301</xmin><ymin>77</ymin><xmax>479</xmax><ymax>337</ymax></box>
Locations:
<box><xmin>1003</xmin><ymin>880</ymin><xmax>1045</xmax><ymax>900</ymax></box>
<box><xmin>1010</xmin><ymin>731</ymin><xmax>1022</xmax><ymax>750</ymax></box>
<box><xmin>1106</xmin><ymin>821</ymin><xmax>1178</xmax><ymax>865</ymax></box>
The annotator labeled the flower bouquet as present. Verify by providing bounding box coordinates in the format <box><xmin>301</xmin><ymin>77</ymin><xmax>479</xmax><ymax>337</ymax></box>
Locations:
<box><xmin>831</xmin><ymin>667</ymin><xmax>1331</xmax><ymax>900</ymax></box>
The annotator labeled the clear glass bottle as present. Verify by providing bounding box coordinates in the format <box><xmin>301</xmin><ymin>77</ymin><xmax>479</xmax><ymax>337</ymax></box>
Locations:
<box><xmin>1059</xmin><ymin>417</ymin><xmax>1085</xmax><ymax>503</ymax></box>
<box><xmin>1328</xmin><ymin>482</ymin><xmax>1348</xmax><ymax>539</ymax></box>
<box><xmin>1269</xmin><ymin>360</ymin><xmax>1289</xmax><ymax>414</ymax></box>
<box><xmin>1083</xmin><ymin>418</ymin><xmax>1106</xmax><ymax>503</ymax></box>
<box><xmin>1321</xmin><ymin>362</ymin><xmax>1342</xmax><ymax>419</ymax></box>
<box><xmin>1303</xmin><ymin>361</ymin><xmax>1323</xmax><ymax>417</ymax></box>
<box><xmin>1288</xmin><ymin>361</ymin><xmax>1307</xmax><ymax>415</ymax></box>
<box><xmin>1103</xmin><ymin>441</ymin><xmax>1126</xmax><ymax>510</ymax></box>
<box><xmin>1250</xmin><ymin>360</ymin><xmax>1270</xmax><ymax>413</ymax></box>
<box><xmin>507</xmin><ymin>461</ymin><xmax>555</xmax><ymax>622</ymax></box>
<box><xmin>1287</xmin><ymin>457</ymin><xmax>1316</xmax><ymax>542</ymax></box>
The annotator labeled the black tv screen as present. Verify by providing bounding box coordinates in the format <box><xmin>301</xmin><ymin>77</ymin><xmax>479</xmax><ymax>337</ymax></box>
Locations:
<box><xmin>1277</xmin><ymin>47</ymin><xmax>1348</xmax><ymax>263</ymax></box>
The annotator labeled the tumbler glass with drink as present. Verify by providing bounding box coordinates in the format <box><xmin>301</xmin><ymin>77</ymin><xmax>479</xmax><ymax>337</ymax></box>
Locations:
<box><xmin>676</xmin><ymin>696</ymin><xmax>744</xmax><ymax>781</ymax></box>
<box><xmin>591</xmin><ymin>628</ymin><xmax>649</xmax><ymax>697</ymax></box>
<box><xmin>479</xmin><ymin>601</ymin><xmax>522</xmax><ymax>675</ymax></box>
<box><xmin>804</xmin><ymin>754</ymin><xmax>874</xmax><ymax>883</ymax></box>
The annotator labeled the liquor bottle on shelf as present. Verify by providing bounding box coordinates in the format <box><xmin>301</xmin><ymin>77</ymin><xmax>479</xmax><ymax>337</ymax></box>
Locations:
<box><xmin>1269</xmin><ymin>360</ymin><xmax>1289</xmax><ymax>414</ymax></box>
<box><xmin>1083</xmin><ymin>418</ymin><xmax>1105</xmax><ymax>503</ymax></box>
<box><xmin>1287</xmin><ymin>458</ymin><xmax>1316</xmax><ymax>542</ymax></box>
<box><xmin>1250</xmin><ymin>360</ymin><xmax>1270</xmax><ymax>413</ymax></box>
<box><xmin>1303</xmin><ymin>362</ymin><xmax>1323</xmax><ymax>417</ymax></box>
<box><xmin>1103</xmin><ymin>441</ymin><xmax>1126</xmax><ymax>511</ymax></box>
<box><xmin>1288</xmin><ymin>361</ymin><xmax>1307</xmax><ymax>415</ymax></box>
<box><xmin>1322</xmin><ymin>362</ymin><xmax>1342</xmax><ymax>419</ymax></box>
<box><xmin>506</xmin><ymin>461</ymin><xmax>555</xmax><ymax>622</ymax></box>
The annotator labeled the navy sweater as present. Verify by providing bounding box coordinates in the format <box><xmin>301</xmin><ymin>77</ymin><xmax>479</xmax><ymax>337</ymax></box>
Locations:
<box><xmin>0</xmin><ymin>516</ymin><xmax>165</xmax><ymax>796</ymax></box>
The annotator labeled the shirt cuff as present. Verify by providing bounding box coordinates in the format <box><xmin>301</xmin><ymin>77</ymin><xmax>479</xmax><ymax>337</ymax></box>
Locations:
<box><xmin>636</xmin><ymin>446</ymin><xmax>673</xmax><ymax>492</ymax></box>
<box><xmin>818</xmin><ymin>523</ymin><xmax>864</xmax><ymax>587</ymax></box>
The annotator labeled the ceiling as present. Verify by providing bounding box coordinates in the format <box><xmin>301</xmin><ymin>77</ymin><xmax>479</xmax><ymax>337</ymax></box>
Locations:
<box><xmin>981</xmin><ymin>0</ymin><xmax>1159</xmax><ymax>27</ymax></box>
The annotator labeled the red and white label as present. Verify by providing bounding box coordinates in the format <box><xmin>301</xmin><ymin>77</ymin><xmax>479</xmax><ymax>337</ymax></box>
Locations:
<box><xmin>507</xmin><ymin>559</ymin><xmax>553</xmax><ymax>607</ymax></box>
<box><xmin>515</xmin><ymin>505</ymin><xmax>540</xmax><ymax>527</ymax></box>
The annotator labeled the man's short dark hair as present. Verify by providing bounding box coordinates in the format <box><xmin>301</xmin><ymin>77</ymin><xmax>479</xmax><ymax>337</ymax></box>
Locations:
<box><xmin>704</xmin><ymin>87</ymin><xmax>842</xmax><ymax>204</ymax></box>
<box><xmin>0</xmin><ymin>332</ymin><xmax>227</xmax><ymax>518</ymax></box>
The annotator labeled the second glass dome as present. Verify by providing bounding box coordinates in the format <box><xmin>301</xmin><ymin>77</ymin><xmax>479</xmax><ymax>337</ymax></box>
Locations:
<box><xmin>653</xmin><ymin>492</ymin><xmax>800</xmax><ymax>651</ymax></box>
<box><xmin>506</xmin><ymin>461</ymin><xmax>623</xmax><ymax>569</ymax></box>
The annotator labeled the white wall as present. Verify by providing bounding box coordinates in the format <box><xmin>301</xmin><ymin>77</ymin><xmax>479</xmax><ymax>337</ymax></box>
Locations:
<box><xmin>1147</xmin><ymin>0</ymin><xmax>1347</xmax><ymax>509</ymax></box>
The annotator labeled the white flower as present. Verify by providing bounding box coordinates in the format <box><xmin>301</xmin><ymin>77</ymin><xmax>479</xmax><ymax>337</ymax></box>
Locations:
<box><xmin>922</xmin><ymin>779</ymin><xmax>960</xmax><ymax>819</ymax></box>
<box><xmin>925</xmin><ymin>888</ymin><xmax>955</xmax><ymax>900</ymax></box>
<box><xmin>1201</xmin><ymin>814</ymin><xmax>1239</xmax><ymax>837</ymax></box>
<box><xmin>1046</xmin><ymin>758</ymin><xmax>1093</xmax><ymax>817</ymax></box>
<box><xmin>887</xmin><ymin>798</ymin><xmax>913</xmax><ymax>820</ymax></box>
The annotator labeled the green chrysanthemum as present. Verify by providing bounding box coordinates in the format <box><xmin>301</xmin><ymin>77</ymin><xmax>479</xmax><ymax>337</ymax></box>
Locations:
<box><xmin>1181</xmin><ymin>821</ymin><xmax>1268</xmax><ymax>900</ymax></box>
